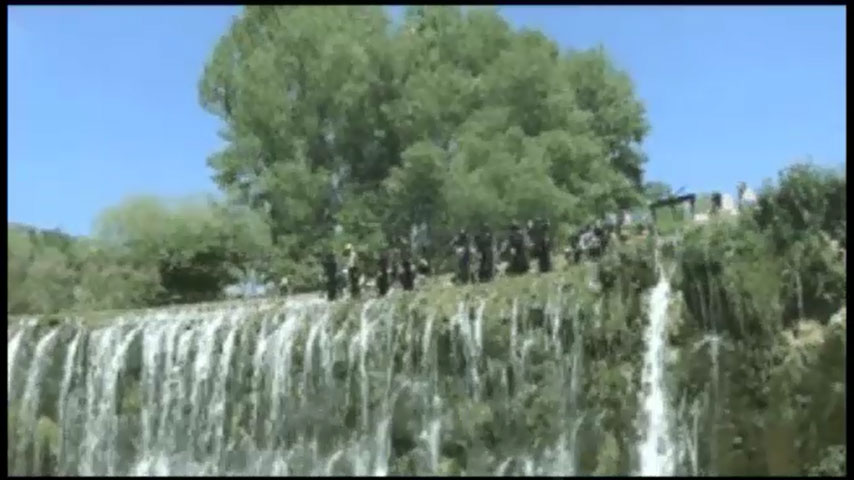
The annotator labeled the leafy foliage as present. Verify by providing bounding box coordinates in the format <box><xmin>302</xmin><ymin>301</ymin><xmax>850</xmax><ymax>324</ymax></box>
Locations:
<box><xmin>93</xmin><ymin>195</ymin><xmax>273</xmax><ymax>305</ymax></box>
<box><xmin>7</xmin><ymin>197</ymin><xmax>272</xmax><ymax>314</ymax></box>
<box><xmin>198</xmin><ymin>6</ymin><xmax>650</xmax><ymax>268</ymax></box>
<box><xmin>7</xmin><ymin>226</ymin><xmax>78</xmax><ymax>315</ymax></box>
<box><xmin>677</xmin><ymin>162</ymin><xmax>846</xmax><ymax>339</ymax></box>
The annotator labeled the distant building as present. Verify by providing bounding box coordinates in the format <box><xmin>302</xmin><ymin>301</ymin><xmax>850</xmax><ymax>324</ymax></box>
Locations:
<box><xmin>721</xmin><ymin>193</ymin><xmax>737</xmax><ymax>214</ymax></box>
<box><xmin>737</xmin><ymin>181</ymin><xmax>758</xmax><ymax>209</ymax></box>
<box><xmin>693</xmin><ymin>212</ymin><xmax>710</xmax><ymax>224</ymax></box>
<box><xmin>738</xmin><ymin>186</ymin><xmax>757</xmax><ymax>209</ymax></box>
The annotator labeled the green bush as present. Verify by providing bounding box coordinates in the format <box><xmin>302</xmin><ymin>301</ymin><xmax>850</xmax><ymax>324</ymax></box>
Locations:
<box><xmin>677</xmin><ymin>162</ymin><xmax>846</xmax><ymax>340</ymax></box>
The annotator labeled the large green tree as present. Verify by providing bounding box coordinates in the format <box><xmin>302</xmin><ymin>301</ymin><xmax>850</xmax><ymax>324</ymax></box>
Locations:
<box><xmin>199</xmin><ymin>6</ymin><xmax>650</xmax><ymax>269</ymax></box>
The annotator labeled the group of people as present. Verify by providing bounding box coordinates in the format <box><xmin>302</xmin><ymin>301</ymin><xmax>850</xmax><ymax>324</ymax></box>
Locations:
<box><xmin>317</xmin><ymin>218</ymin><xmax>615</xmax><ymax>302</ymax></box>
<box><xmin>450</xmin><ymin>218</ymin><xmax>554</xmax><ymax>286</ymax></box>
<box><xmin>320</xmin><ymin>241</ymin><xmax>431</xmax><ymax>301</ymax></box>
<box><xmin>277</xmin><ymin>188</ymin><xmax>749</xmax><ymax>302</ymax></box>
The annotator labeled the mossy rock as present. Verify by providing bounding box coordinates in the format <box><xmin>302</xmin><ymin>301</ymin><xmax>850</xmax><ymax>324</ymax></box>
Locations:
<box><xmin>439</xmin><ymin>456</ymin><xmax>463</xmax><ymax>475</ymax></box>
<box><xmin>120</xmin><ymin>372</ymin><xmax>144</xmax><ymax>412</ymax></box>
<box><xmin>34</xmin><ymin>415</ymin><xmax>60</xmax><ymax>475</ymax></box>
<box><xmin>592</xmin><ymin>431</ymin><xmax>620</xmax><ymax>475</ymax></box>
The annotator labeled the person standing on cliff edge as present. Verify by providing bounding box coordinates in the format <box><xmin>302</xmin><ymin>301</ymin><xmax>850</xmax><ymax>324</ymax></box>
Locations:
<box><xmin>278</xmin><ymin>276</ymin><xmax>290</xmax><ymax>297</ymax></box>
<box><xmin>399</xmin><ymin>247</ymin><xmax>416</xmax><ymax>291</ymax></box>
<box><xmin>322</xmin><ymin>251</ymin><xmax>340</xmax><ymax>301</ymax></box>
<box><xmin>530</xmin><ymin>218</ymin><xmax>552</xmax><ymax>273</ymax></box>
<box><xmin>343</xmin><ymin>243</ymin><xmax>361</xmax><ymax>298</ymax></box>
<box><xmin>506</xmin><ymin>221</ymin><xmax>530</xmax><ymax>275</ymax></box>
<box><xmin>474</xmin><ymin>224</ymin><xmax>495</xmax><ymax>282</ymax></box>
<box><xmin>452</xmin><ymin>229</ymin><xmax>473</xmax><ymax>284</ymax></box>
<box><xmin>376</xmin><ymin>250</ymin><xmax>391</xmax><ymax>297</ymax></box>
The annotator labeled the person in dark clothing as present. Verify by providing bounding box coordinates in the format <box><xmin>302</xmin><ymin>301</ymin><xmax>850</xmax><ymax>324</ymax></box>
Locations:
<box><xmin>322</xmin><ymin>252</ymin><xmax>340</xmax><ymax>301</ymax></box>
<box><xmin>389</xmin><ymin>249</ymin><xmax>400</xmax><ymax>288</ymax></box>
<box><xmin>530</xmin><ymin>218</ymin><xmax>552</xmax><ymax>273</ymax></box>
<box><xmin>710</xmin><ymin>192</ymin><xmax>723</xmax><ymax>215</ymax></box>
<box><xmin>452</xmin><ymin>229</ymin><xmax>473</xmax><ymax>284</ymax></box>
<box><xmin>565</xmin><ymin>229</ymin><xmax>581</xmax><ymax>265</ymax></box>
<box><xmin>399</xmin><ymin>249</ymin><xmax>416</xmax><ymax>291</ymax></box>
<box><xmin>344</xmin><ymin>244</ymin><xmax>361</xmax><ymax>298</ymax></box>
<box><xmin>506</xmin><ymin>222</ymin><xmax>530</xmax><ymax>275</ymax></box>
<box><xmin>376</xmin><ymin>250</ymin><xmax>391</xmax><ymax>297</ymax></box>
<box><xmin>592</xmin><ymin>222</ymin><xmax>608</xmax><ymax>258</ymax></box>
<box><xmin>474</xmin><ymin>224</ymin><xmax>495</xmax><ymax>282</ymax></box>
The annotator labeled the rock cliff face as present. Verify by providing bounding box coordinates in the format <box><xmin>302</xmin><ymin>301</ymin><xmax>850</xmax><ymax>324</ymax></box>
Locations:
<box><xmin>6</xmin><ymin>240</ymin><xmax>846</xmax><ymax>476</ymax></box>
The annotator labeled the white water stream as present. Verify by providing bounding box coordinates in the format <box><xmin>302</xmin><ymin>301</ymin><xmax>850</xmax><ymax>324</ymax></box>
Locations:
<box><xmin>637</xmin><ymin>266</ymin><xmax>677</xmax><ymax>476</ymax></box>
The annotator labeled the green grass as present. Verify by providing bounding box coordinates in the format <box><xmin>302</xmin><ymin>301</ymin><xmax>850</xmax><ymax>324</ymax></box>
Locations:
<box><xmin>8</xmin><ymin>259</ymin><xmax>601</xmax><ymax>330</ymax></box>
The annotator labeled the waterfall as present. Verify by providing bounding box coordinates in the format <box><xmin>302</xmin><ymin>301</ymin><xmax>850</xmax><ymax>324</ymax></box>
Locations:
<box><xmin>637</xmin><ymin>265</ymin><xmax>677</xmax><ymax>476</ymax></box>
<box><xmin>14</xmin><ymin>326</ymin><xmax>61</xmax><ymax>473</ymax></box>
<box><xmin>7</xmin><ymin>324</ymin><xmax>28</xmax><ymax>396</ymax></box>
<box><xmin>7</xmin><ymin>282</ymin><xmax>623</xmax><ymax>476</ymax></box>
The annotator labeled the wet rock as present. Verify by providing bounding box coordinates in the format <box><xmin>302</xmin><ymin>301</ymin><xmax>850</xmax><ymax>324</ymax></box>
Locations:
<box><xmin>528</xmin><ymin>306</ymin><xmax>546</xmax><ymax>329</ymax></box>
<box><xmin>390</xmin><ymin>390</ymin><xmax>420</xmax><ymax>457</ymax></box>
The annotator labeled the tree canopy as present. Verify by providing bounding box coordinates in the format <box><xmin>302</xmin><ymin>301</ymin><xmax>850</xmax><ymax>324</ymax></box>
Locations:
<box><xmin>8</xmin><ymin>6</ymin><xmax>843</xmax><ymax>316</ymax></box>
<box><xmin>198</xmin><ymin>6</ymin><xmax>650</xmax><ymax>261</ymax></box>
<box><xmin>8</xmin><ymin>197</ymin><xmax>271</xmax><ymax>315</ymax></box>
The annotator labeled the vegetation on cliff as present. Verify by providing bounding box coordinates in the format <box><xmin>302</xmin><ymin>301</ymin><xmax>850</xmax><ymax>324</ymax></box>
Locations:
<box><xmin>669</xmin><ymin>162</ymin><xmax>846</xmax><ymax>476</ymax></box>
<box><xmin>8</xmin><ymin>202</ymin><xmax>845</xmax><ymax>475</ymax></box>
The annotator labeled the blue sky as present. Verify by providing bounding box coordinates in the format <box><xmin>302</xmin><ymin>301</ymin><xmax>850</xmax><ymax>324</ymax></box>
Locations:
<box><xmin>8</xmin><ymin>6</ymin><xmax>846</xmax><ymax>236</ymax></box>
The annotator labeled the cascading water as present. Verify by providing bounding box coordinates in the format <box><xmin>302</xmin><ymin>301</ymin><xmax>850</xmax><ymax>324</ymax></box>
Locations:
<box><xmin>637</xmin><ymin>263</ymin><xmax>677</xmax><ymax>476</ymax></box>
<box><xmin>7</xmin><ymin>284</ymin><xmax>612</xmax><ymax>477</ymax></box>
<box><xmin>672</xmin><ymin>333</ymin><xmax>725</xmax><ymax>477</ymax></box>
<box><xmin>11</xmin><ymin>261</ymin><xmax>703</xmax><ymax>477</ymax></box>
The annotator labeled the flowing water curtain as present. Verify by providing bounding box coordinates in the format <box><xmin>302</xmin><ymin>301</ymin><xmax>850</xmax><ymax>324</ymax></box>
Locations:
<box><xmin>9</xmin><ymin>270</ymin><xmax>683</xmax><ymax>476</ymax></box>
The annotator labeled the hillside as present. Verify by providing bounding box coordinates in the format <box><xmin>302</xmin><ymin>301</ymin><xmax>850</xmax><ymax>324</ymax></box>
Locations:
<box><xmin>7</xmin><ymin>221</ymin><xmax>846</xmax><ymax>476</ymax></box>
